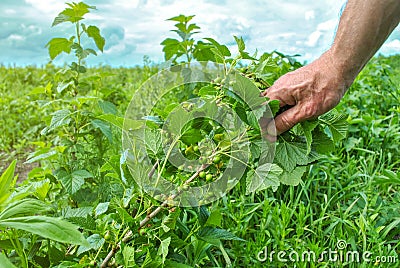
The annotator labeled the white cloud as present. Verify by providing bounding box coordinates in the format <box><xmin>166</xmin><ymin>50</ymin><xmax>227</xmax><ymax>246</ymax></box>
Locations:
<box><xmin>382</xmin><ymin>39</ymin><xmax>400</xmax><ymax>49</ymax></box>
<box><xmin>5</xmin><ymin>9</ymin><xmax>16</xmax><ymax>15</ymax></box>
<box><xmin>24</xmin><ymin>24</ymin><xmax>42</xmax><ymax>35</ymax></box>
<box><xmin>7</xmin><ymin>34</ymin><xmax>25</xmax><ymax>41</ymax></box>
<box><xmin>306</xmin><ymin>31</ymin><xmax>322</xmax><ymax>47</ymax></box>
<box><xmin>378</xmin><ymin>39</ymin><xmax>400</xmax><ymax>56</ymax></box>
<box><xmin>317</xmin><ymin>19</ymin><xmax>337</xmax><ymax>32</ymax></box>
<box><xmin>305</xmin><ymin>10</ymin><xmax>315</xmax><ymax>21</ymax></box>
<box><xmin>112</xmin><ymin>0</ymin><xmax>139</xmax><ymax>9</ymax></box>
<box><xmin>24</xmin><ymin>0</ymin><xmax>64</xmax><ymax>15</ymax></box>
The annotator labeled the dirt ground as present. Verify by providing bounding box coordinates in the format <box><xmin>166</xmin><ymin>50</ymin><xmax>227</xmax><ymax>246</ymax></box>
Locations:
<box><xmin>0</xmin><ymin>150</ymin><xmax>39</xmax><ymax>184</ymax></box>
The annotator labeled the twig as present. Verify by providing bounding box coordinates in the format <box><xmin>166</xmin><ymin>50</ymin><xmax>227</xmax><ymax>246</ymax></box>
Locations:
<box><xmin>100</xmin><ymin>163</ymin><xmax>208</xmax><ymax>267</ymax></box>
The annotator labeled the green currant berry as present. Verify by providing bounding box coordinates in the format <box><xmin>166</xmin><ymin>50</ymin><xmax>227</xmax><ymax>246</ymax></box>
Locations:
<box><xmin>213</xmin><ymin>155</ymin><xmax>221</xmax><ymax>164</ymax></box>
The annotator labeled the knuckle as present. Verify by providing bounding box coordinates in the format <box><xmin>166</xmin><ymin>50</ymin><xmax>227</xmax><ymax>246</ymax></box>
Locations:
<box><xmin>303</xmin><ymin>102</ymin><xmax>319</xmax><ymax>119</ymax></box>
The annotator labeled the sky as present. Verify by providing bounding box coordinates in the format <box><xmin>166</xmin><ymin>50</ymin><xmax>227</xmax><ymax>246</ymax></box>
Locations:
<box><xmin>1</xmin><ymin>0</ymin><xmax>399</xmax><ymax>67</ymax></box>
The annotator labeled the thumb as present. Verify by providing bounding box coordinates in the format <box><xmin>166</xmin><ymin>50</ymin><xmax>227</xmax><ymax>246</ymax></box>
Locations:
<box><xmin>267</xmin><ymin>105</ymin><xmax>303</xmax><ymax>136</ymax></box>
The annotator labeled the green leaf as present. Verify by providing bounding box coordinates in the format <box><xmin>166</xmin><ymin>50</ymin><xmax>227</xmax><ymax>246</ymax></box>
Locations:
<box><xmin>181</xmin><ymin>129</ymin><xmax>203</xmax><ymax>144</ymax></box>
<box><xmin>77</xmin><ymin>65</ymin><xmax>87</xmax><ymax>73</ymax></box>
<box><xmin>122</xmin><ymin>246</ymin><xmax>136</xmax><ymax>267</ymax></box>
<box><xmin>57</xmin><ymin>80</ymin><xmax>74</xmax><ymax>93</ymax></box>
<box><xmin>193</xmin><ymin>41</ymin><xmax>215</xmax><ymax>62</ymax></box>
<box><xmin>247</xmin><ymin>106</ymin><xmax>266</xmax><ymax>130</ymax></box>
<box><xmin>312</xmin><ymin>127</ymin><xmax>335</xmax><ymax>154</ymax></box>
<box><xmin>46</xmin><ymin>109</ymin><xmax>72</xmax><ymax>133</ymax></box>
<box><xmin>246</xmin><ymin>163</ymin><xmax>283</xmax><ymax>194</ymax></box>
<box><xmin>382</xmin><ymin>217</ymin><xmax>400</xmax><ymax>238</ymax></box>
<box><xmin>204</xmin><ymin>38</ymin><xmax>231</xmax><ymax>57</ymax></box>
<box><xmin>48</xmin><ymin>246</ymin><xmax>65</xmax><ymax>264</ymax></box>
<box><xmin>68</xmin><ymin>215</ymin><xmax>96</xmax><ymax>231</ymax></box>
<box><xmin>268</xmin><ymin>100</ymin><xmax>280</xmax><ymax>116</ymax></box>
<box><xmin>143</xmin><ymin>115</ymin><xmax>163</xmax><ymax>126</ymax></box>
<box><xmin>57</xmin><ymin>170</ymin><xmax>92</xmax><ymax>195</ymax></box>
<box><xmin>187</xmin><ymin>23</ymin><xmax>200</xmax><ymax>32</ymax></box>
<box><xmin>280</xmin><ymin>166</ymin><xmax>307</xmax><ymax>186</ymax></box>
<box><xmin>161</xmin><ymin>38</ymin><xmax>182</xmax><ymax>60</ymax></box>
<box><xmin>162</xmin><ymin>208</ymin><xmax>180</xmax><ymax>230</ymax></box>
<box><xmin>274</xmin><ymin>141</ymin><xmax>320</xmax><ymax>172</ymax></box>
<box><xmin>0</xmin><ymin>199</ymin><xmax>49</xmax><ymax>220</ymax></box>
<box><xmin>86</xmin><ymin>233</ymin><xmax>105</xmax><ymax>250</ymax></box>
<box><xmin>205</xmin><ymin>209</ymin><xmax>222</xmax><ymax>227</ymax></box>
<box><xmin>98</xmin><ymin>100</ymin><xmax>118</xmax><ymax>115</ymax></box>
<box><xmin>95</xmin><ymin>202</ymin><xmax>109</xmax><ymax>217</ymax></box>
<box><xmin>172</xmin><ymin>23</ymin><xmax>193</xmax><ymax>40</ymax></box>
<box><xmin>116</xmin><ymin>207</ymin><xmax>134</xmax><ymax>223</ymax></box>
<box><xmin>91</xmin><ymin>119</ymin><xmax>113</xmax><ymax>142</ymax></box>
<box><xmin>167</xmin><ymin>14</ymin><xmax>195</xmax><ymax>23</ymax></box>
<box><xmin>234</xmin><ymin>36</ymin><xmax>245</xmax><ymax>51</ymax></box>
<box><xmin>198</xmin><ymin>206</ymin><xmax>210</xmax><ymax>226</ymax></box>
<box><xmin>25</xmin><ymin>149</ymin><xmax>57</xmax><ymax>163</ymax></box>
<box><xmin>0</xmin><ymin>160</ymin><xmax>16</xmax><ymax>206</ymax></box>
<box><xmin>239</xmin><ymin>51</ymin><xmax>257</xmax><ymax>60</ymax></box>
<box><xmin>319</xmin><ymin>109</ymin><xmax>348</xmax><ymax>142</ymax></box>
<box><xmin>29</xmin><ymin>86</ymin><xmax>46</xmax><ymax>95</ymax></box>
<box><xmin>77</xmin><ymin>234</ymin><xmax>104</xmax><ymax>255</ymax></box>
<box><xmin>0</xmin><ymin>240</ymin><xmax>14</xmax><ymax>250</ymax></box>
<box><xmin>73</xmin><ymin>170</ymin><xmax>93</xmax><ymax>179</ymax></box>
<box><xmin>253</xmin><ymin>105</ymin><xmax>267</xmax><ymax>121</ymax></box>
<box><xmin>198</xmin><ymin>227</ymin><xmax>245</xmax><ymax>246</ymax></box>
<box><xmin>97</xmin><ymin>114</ymin><xmax>125</xmax><ymax>129</ymax></box>
<box><xmin>71</xmin><ymin>42</ymin><xmax>87</xmax><ymax>59</ymax></box>
<box><xmin>0</xmin><ymin>216</ymin><xmax>88</xmax><ymax>246</ymax></box>
<box><xmin>0</xmin><ymin>253</ymin><xmax>17</xmax><ymax>268</ymax></box>
<box><xmin>59</xmin><ymin>172</ymin><xmax>83</xmax><ymax>195</ymax></box>
<box><xmin>198</xmin><ymin>84</ymin><xmax>217</xmax><ymax>97</ymax></box>
<box><xmin>46</xmin><ymin>38</ymin><xmax>72</xmax><ymax>60</ymax></box>
<box><xmin>232</xmin><ymin>72</ymin><xmax>264</xmax><ymax>109</ymax></box>
<box><xmin>372</xmin><ymin>169</ymin><xmax>400</xmax><ymax>186</ymax></box>
<box><xmin>300</xmin><ymin>120</ymin><xmax>319</xmax><ymax>154</ymax></box>
<box><xmin>33</xmin><ymin>179</ymin><xmax>51</xmax><ymax>200</ymax></box>
<box><xmin>157</xmin><ymin>237</ymin><xmax>171</xmax><ymax>263</ymax></box>
<box><xmin>210</xmin><ymin>47</ymin><xmax>225</xmax><ymax>63</ymax></box>
<box><xmin>52</xmin><ymin>2</ymin><xmax>94</xmax><ymax>26</ymax></box>
<box><xmin>52</xmin><ymin>14</ymin><xmax>71</xmax><ymax>27</ymax></box>
<box><xmin>141</xmin><ymin>250</ymin><xmax>162</xmax><ymax>268</ymax></box>
<box><xmin>86</xmin><ymin>25</ymin><xmax>105</xmax><ymax>52</ymax></box>
<box><xmin>62</xmin><ymin>206</ymin><xmax>93</xmax><ymax>218</ymax></box>
<box><xmin>85</xmin><ymin>48</ymin><xmax>97</xmax><ymax>56</ymax></box>
<box><xmin>145</xmin><ymin>129</ymin><xmax>163</xmax><ymax>158</ymax></box>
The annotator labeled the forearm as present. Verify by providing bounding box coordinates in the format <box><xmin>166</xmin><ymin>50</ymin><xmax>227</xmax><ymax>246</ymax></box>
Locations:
<box><xmin>262</xmin><ymin>0</ymin><xmax>399</xmax><ymax>136</ymax></box>
<box><xmin>329</xmin><ymin>0</ymin><xmax>400</xmax><ymax>86</ymax></box>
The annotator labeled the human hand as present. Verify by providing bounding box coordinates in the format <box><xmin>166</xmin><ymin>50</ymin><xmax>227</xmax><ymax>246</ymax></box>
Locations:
<box><xmin>261</xmin><ymin>50</ymin><xmax>352</xmax><ymax>140</ymax></box>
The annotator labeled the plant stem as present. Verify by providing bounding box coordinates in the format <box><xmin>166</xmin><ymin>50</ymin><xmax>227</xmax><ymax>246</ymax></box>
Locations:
<box><xmin>100</xmin><ymin>163</ymin><xmax>209</xmax><ymax>267</ymax></box>
<box><xmin>75</xmin><ymin>22</ymin><xmax>82</xmax><ymax>87</ymax></box>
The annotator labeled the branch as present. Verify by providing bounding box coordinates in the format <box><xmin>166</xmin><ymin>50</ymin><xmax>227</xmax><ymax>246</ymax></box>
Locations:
<box><xmin>100</xmin><ymin>162</ymin><xmax>208</xmax><ymax>267</ymax></box>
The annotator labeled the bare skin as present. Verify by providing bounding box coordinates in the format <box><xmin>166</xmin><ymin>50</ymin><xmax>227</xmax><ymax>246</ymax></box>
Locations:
<box><xmin>262</xmin><ymin>0</ymin><xmax>400</xmax><ymax>139</ymax></box>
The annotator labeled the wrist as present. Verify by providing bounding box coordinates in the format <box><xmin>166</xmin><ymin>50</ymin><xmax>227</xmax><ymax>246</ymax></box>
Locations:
<box><xmin>322</xmin><ymin>48</ymin><xmax>358</xmax><ymax>91</ymax></box>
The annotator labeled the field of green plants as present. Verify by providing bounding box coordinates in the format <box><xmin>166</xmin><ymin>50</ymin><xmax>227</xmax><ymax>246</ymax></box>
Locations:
<box><xmin>0</xmin><ymin>2</ymin><xmax>399</xmax><ymax>268</ymax></box>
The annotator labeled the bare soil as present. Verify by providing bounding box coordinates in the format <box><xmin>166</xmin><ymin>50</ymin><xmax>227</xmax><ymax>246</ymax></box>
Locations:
<box><xmin>0</xmin><ymin>149</ymin><xmax>39</xmax><ymax>184</ymax></box>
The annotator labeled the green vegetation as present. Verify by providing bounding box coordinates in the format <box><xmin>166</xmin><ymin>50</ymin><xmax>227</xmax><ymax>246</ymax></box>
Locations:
<box><xmin>0</xmin><ymin>2</ymin><xmax>399</xmax><ymax>267</ymax></box>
